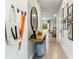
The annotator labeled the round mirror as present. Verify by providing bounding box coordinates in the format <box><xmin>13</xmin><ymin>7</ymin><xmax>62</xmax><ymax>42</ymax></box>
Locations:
<box><xmin>30</xmin><ymin>7</ymin><xmax>38</xmax><ymax>31</ymax></box>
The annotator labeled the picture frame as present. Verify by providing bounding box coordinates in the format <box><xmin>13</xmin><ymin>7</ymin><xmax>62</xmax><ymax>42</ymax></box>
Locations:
<box><xmin>63</xmin><ymin>3</ymin><xmax>68</xmax><ymax>30</ymax></box>
<box><xmin>61</xmin><ymin>8</ymin><xmax>64</xmax><ymax>21</ymax></box>
<box><xmin>67</xmin><ymin>4</ymin><xmax>73</xmax><ymax>23</ymax></box>
<box><xmin>68</xmin><ymin>23</ymin><xmax>73</xmax><ymax>41</ymax></box>
<box><xmin>67</xmin><ymin>4</ymin><xmax>73</xmax><ymax>41</ymax></box>
<box><xmin>63</xmin><ymin>3</ymin><xmax>68</xmax><ymax>18</ymax></box>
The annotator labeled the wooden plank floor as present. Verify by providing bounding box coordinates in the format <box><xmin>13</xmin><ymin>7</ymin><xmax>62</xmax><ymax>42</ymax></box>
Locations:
<box><xmin>33</xmin><ymin>37</ymin><xmax>68</xmax><ymax>59</ymax></box>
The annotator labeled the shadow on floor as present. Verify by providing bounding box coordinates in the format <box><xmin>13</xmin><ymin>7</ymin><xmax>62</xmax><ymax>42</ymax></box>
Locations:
<box><xmin>33</xmin><ymin>53</ymin><xmax>44</xmax><ymax>59</ymax></box>
<box><xmin>33</xmin><ymin>37</ymin><xmax>68</xmax><ymax>59</ymax></box>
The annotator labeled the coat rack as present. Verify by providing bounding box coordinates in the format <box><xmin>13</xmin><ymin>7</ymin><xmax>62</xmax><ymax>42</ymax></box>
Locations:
<box><xmin>11</xmin><ymin>4</ymin><xmax>26</xmax><ymax>14</ymax></box>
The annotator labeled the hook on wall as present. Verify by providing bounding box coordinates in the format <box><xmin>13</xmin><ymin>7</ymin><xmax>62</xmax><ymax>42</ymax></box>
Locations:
<box><xmin>11</xmin><ymin>4</ymin><xmax>15</xmax><ymax>9</ymax></box>
<box><xmin>25</xmin><ymin>12</ymin><xmax>26</xmax><ymax>16</ymax></box>
<box><xmin>17</xmin><ymin>8</ymin><xmax>20</xmax><ymax>13</ymax></box>
<box><xmin>11</xmin><ymin>4</ymin><xmax>26</xmax><ymax>14</ymax></box>
<box><xmin>21</xmin><ymin>11</ymin><xmax>26</xmax><ymax>16</ymax></box>
<box><xmin>11</xmin><ymin>4</ymin><xmax>20</xmax><ymax>13</ymax></box>
<box><xmin>21</xmin><ymin>11</ymin><xmax>23</xmax><ymax>15</ymax></box>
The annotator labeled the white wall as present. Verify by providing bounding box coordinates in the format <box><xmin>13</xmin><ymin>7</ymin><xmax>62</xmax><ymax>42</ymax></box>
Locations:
<box><xmin>5</xmin><ymin>0</ymin><xmax>28</xmax><ymax>59</ymax></box>
<box><xmin>27</xmin><ymin>0</ymin><xmax>42</xmax><ymax>59</ymax></box>
<box><xmin>5</xmin><ymin>0</ymin><xmax>42</xmax><ymax>59</ymax></box>
<box><xmin>56</xmin><ymin>0</ymin><xmax>73</xmax><ymax>59</ymax></box>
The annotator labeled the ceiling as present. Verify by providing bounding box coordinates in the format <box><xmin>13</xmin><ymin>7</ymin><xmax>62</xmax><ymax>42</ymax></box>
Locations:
<box><xmin>37</xmin><ymin>0</ymin><xmax>62</xmax><ymax>15</ymax></box>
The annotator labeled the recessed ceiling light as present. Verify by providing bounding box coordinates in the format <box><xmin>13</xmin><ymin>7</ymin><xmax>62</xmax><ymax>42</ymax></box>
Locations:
<box><xmin>54</xmin><ymin>14</ymin><xmax>56</xmax><ymax>17</ymax></box>
<box><xmin>43</xmin><ymin>17</ymin><xmax>45</xmax><ymax>20</ymax></box>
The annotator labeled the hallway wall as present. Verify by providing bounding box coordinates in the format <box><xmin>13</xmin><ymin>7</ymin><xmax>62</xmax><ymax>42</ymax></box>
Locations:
<box><xmin>56</xmin><ymin>0</ymin><xmax>73</xmax><ymax>59</ymax></box>
<box><xmin>5</xmin><ymin>0</ymin><xmax>42</xmax><ymax>59</ymax></box>
<box><xmin>5</xmin><ymin>0</ymin><xmax>28</xmax><ymax>59</ymax></box>
<box><xmin>27</xmin><ymin>0</ymin><xmax>42</xmax><ymax>59</ymax></box>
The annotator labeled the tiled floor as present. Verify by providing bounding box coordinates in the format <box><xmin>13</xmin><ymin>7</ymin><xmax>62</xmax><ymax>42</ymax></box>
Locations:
<box><xmin>33</xmin><ymin>36</ymin><xmax>68</xmax><ymax>59</ymax></box>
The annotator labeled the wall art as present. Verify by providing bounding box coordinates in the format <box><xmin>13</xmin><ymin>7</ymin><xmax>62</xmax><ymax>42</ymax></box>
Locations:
<box><xmin>67</xmin><ymin>4</ymin><xmax>73</xmax><ymax>23</ymax></box>
<box><xmin>63</xmin><ymin>3</ymin><xmax>68</xmax><ymax>18</ymax></box>
<box><xmin>68</xmin><ymin>23</ymin><xmax>73</xmax><ymax>40</ymax></box>
<box><xmin>19</xmin><ymin>11</ymin><xmax>26</xmax><ymax>50</ymax></box>
<box><xmin>67</xmin><ymin>4</ymin><xmax>73</xmax><ymax>41</ymax></box>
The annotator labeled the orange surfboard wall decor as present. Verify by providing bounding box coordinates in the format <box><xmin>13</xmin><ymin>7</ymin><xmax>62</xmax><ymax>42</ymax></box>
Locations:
<box><xmin>18</xmin><ymin>11</ymin><xmax>26</xmax><ymax>50</ymax></box>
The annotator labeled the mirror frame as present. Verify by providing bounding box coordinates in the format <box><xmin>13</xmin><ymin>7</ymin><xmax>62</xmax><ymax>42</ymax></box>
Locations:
<box><xmin>30</xmin><ymin>7</ymin><xmax>38</xmax><ymax>31</ymax></box>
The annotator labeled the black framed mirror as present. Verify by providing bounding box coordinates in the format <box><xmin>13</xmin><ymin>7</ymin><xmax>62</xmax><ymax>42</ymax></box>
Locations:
<box><xmin>30</xmin><ymin>7</ymin><xmax>38</xmax><ymax>32</ymax></box>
